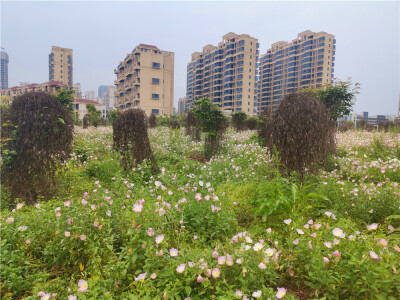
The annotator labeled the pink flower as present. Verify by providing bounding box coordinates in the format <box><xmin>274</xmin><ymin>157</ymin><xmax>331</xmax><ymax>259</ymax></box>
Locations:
<box><xmin>276</xmin><ymin>287</ymin><xmax>286</xmax><ymax>299</ymax></box>
<box><xmin>81</xmin><ymin>199</ymin><xmax>88</xmax><ymax>205</ymax></box>
<box><xmin>197</xmin><ymin>275</ymin><xmax>204</xmax><ymax>282</ymax></box>
<box><xmin>193</xmin><ymin>235</ymin><xmax>198</xmax><ymax>240</ymax></box>
<box><xmin>235</xmin><ymin>290</ymin><xmax>243</xmax><ymax>297</ymax></box>
<box><xmin>77</xmin><ymin>280</ymin><xmax>88</xmax><ymax>292</ymax></box>
<box><xmin>133</xmin><ymin>203</ymin><xmax>143</xmax><ymax>213</ymax></box>
<box><xmin>147</xmin><ymin>228</ymin><xmax>155</xmax><ymax>236</ymax></box>
<box><xmin>258</xmin><ymin>262</ymin><xmax>267</xmax><ymax>269</ymax></box>
<box><xmin>169</xmin><ymin>248</ymin><xmax>179</xmax><ymax>257</ymax></box>
<box><xmin>211</xmin><ymin>267</ymin><xmax>220</xmax><ymax>278</ymax></box>
<box><xmin>367</xmin><ymin>223</ymin><xmax>378</xmax><ymax>231</ymax></box>
<box><xmin>64</xmin><ymin>231</ymin><xmax>71</xmax><ymax>237</ymax></box>
<box><xmin>150</xmin><ymin>273</ymin><xmax>157</xmax><ymax>279</ymax></box>
<box><xmin>218</xmin><ymin>256</ymin><xmax>226</xmax><ymax>265</ymax></box>
<box><xmin>378</xmin><ymin>238</ymin><xmax>388</xmax><ymax>247</ymax></box>
<box><xmin>332</xmin><ymin>227</ymin><xmax>344</xmax><ymax>237</ymax></box>
<box><xmin>324</xmin><ymin>242</ymin><xmax>332</xmax><ymax>248</ymax></box>
<box><xmin>155</xmin><ymin>234</ymin><xmax>164</xmax><ymax>244</ymax></box>
<box><xmin>296</xmin><ymin>229</ymin><xmax>304</xmax><ymax>235</ymax></box>
<box><xmin>333</xmin><ymin>250</ymin><xmax>340</xmax><ymax>257</ymax></box>
<box><xmin>176</xmin><ymin>263</ymin><xmax>185</xmax><ymax>273</ymax></box>
<box><xmin>64</xmin><ymin>201</ymin><xmax>71</xmax><ymax>207</ymax></box>
<box><xmin>370</xmin><ymin>251</ymin><xmax>379</xmax><ymax>261</ymax></box>
<box><xmin>134</xmin><ymin>272</ymin><xmax>147</xmax><ymax>281</ymax></box>
<box><xmin>283</xmin><ymin>219</ymin><xmax>292</xmax><ymax>225</ymax></box>
<box><xmin>68</xmin><ymin>296</ymin><xmax>77</xmax><ymax>300</ymax></box>
<box><xmin>80</xmin><ymin>235</ymin><xmax>87</xmax><ymax>241</ymax></box>
<box><xmin>293</xmin><ymin>239</ymin><xmax>299</xmax><ymax>245</ymax></box>
<box><xmin>323</xmin><ymin>257</ymin><xmax>330</xmax><ymax>263</ymax></box>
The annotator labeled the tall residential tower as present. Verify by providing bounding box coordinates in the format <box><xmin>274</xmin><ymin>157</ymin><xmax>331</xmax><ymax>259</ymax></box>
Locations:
<box><xmin>186</xmin><ymin>33</ymin><xmax>260</xmax><ymax>115</ymax></box>
<box><xmin>259</xmin><ymin>30</ymin><xmax>336</xmax><ymax>112</ymax></box>
<box><xmin>1</xmin><ymin>48</ymin><xmax>9</xmax><ymax>90</ymax></box>
<box><xmin>114</xmin><ymin>44</ymin><xmax>174</xmax><ymax>116</ymax></box>
<box><xmin>49</xmin><ymin>46</ymin><xmax>73</xmax><ymax>87</ymax></box>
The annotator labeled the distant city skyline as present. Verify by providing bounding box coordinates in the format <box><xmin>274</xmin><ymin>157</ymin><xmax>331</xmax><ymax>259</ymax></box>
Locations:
<box><xmin>1</xmin><ymin>1</ymin><xmax>399</xmax><ymax>115</ymax></box>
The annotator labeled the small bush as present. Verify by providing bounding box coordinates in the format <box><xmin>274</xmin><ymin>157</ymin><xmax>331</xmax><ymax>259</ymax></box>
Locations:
<box><xmin>113</xmin><ymin>108</ymin><xmax>159</xmax><ymax>174</ymax></box>
<box><xmin>149</xmin><ymin>114</ymin><xmax>158</xmax><ymax>128</ymax></box>
<box><xmin>185</xmin><ymin>110</ymin><xmax>201</xmax><ymax>141</ymax></box>
<box><xmin>246</xmin><ymin>116</ymin><xmax>259</xmax><ymax>130</ymax></box>
<box><xmin>83</xmin><ymin>114</ymin><xmax>90</xmax><ymax>128</ymax></box>
<box><xmin>260</xmin><ymin>93</ymin><xmax>335</xmax><ymax>175</ymax></box>
<box><xmin>338</xmin><ymin>121</ymin><xmax>353</xmax><ymax>132</ymax></box>
<box><xmin>231</xmin><ymin>111</ymin><xmax>248</xmax><ymax>131</ymax></box>
<box><xmin>1</xmin><ymin>92</ymin><xmax>74</xmax><ymax>204</ymax></box>
<box><xmin>191</xmin><ymin>98</ymin><xmax>228</xmax><ymax>159</ymax></box>
<box><xmin>169</xmin><ymin>120</ymin><xmax>180</xmax><ymax>130</ymax></box>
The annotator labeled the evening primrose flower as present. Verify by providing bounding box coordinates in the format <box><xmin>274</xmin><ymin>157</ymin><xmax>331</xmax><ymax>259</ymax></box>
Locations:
<box><xmin>16</xmin><ymin>203</ymin><xmax>23</xmax><ymax>210</ymax></box>
<box><xmin>169</xmin><ymin>248</ymin><xmax>179</xmax><ymax>257</ymax></box>
<box><xmin>18</xmin><ymin>226</ymin><xmax>27</xmax><ymax>231</ymax></box>
<box><xmin>147</xmin><ymin>228</ymin><xmax>155</xmax><ymax>236</ymax></box>
<box><xmin>252</xmin><ymin>290</ymin><xmax>262</xmax><ymax>298</ymax></box>
<box><xmin>296</xmin><ymin>229</ymin><xmax>304</xmax><ymax>235</ymax></box>
<box><xmin>324</xmin><ymin>242</ymin><xmax>332</xmax><ymax>248</ymax></box>
<box><xmin>218</xmin><ymin>256</ymin><xmax>226</xmax><ymax>265</ymax></box>
<box><xmin>176</xmin><ymin>263</ymin><xmax>185</xmax><ymax>273</ymax></box>
<box><xmin>293</xmin><ymin>239</ymin><xmax>299</xmax><ymax>245</ymax></box>
<box><xmin>133</xmin><ymin>203</ymin><xmax>143</xmax><ymax>213</ymax></box>
<box><xmin>378</xmin><ymin>238</ymin><xmax>388</xmax><ymax>247</ymax></box>
<box><xmin>258</xmin><ymin>262</ymin><xmax>267</xmax><ymax>269</ymax></box>
<box><xmin>264</xmin><ymin>248</ymin><xmax>275</xmax><ymax>257</ymax></box>
<box><xmin>234</xmin><ymin>290</ymin><xmax>243</xmax><ymax>297</ymax></box>
<box><xmin>68</xmin><ymin>295</ymin><xmax>77</xmax><ymax>300</ymax></box>
<box><xmin>77</xmin><ymin>280</ymin><xmax>88</xmax><ymax>292</ymax></box>
<box><xmin>64</xmin><ymin>231</ymin><xmax>71</xmax><ymax>237</ymax></box>
<box><xmin>211</xmin><ymin>267</ymin><xmax>220</xmax><ymax>278</ymax></box>
<box><xmin>253</xmin><ymin>242</ymin><xmax>263</xmax><ymax>251</ymax></box>
<box><xmin>80</xmin><ymin>235</ymin><xmax>87</xmax><ymax>241</ymax></box>
<box><xmin>332</xmin><ymin>227</ymin><xmax>344</xmax><ymax>238</ymax></box>
<box><xmin>283</xmin><ymin>219</ymin><xmax>292</xmax><ymax>225</ymax></box>
<box><xmin>226</xmin><ymin>254</ymin><xmax>234</xmax><ymax>266</ymax></box>
<box><xmin>6</xmin><ymin>217</ymin><xmax>14</xmax><ymax>224</ymax></box>
<box><xmin>369</xmin><ymin>251</ymin><xmax>379</xmax><ymax>261</ymax></box>
<box><xmin>323</xmin><ymin>257</ymin><xmax>330</xmax><ymax>263</ymax></box>
<box><xmin>134</xmin><ymin>272</ymin><xmax>147</xmax><ymax>281</ymax></box>
<box><xmin>276</xmin><ymin>287</ymin><xmax>287</xmax><ymax>299</ymax></box>
<box><xmin>155</xmin><ymin>234</ymin><xmax>164</xmax><ymax>244</ymax></box>
<box><xmin>367</xmin><ymin>223</ymin><xmax>378</xmax><ymax>231</ymax></box>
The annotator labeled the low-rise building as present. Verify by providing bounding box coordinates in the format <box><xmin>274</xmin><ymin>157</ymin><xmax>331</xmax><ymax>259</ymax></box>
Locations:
<box><xmin>0</xmin><ymin>80</ymin><xmax>69</xmax><ymax>101</ymax></box>
<box><xmin>74</xmin><ymin>98</ymin><xmax>104</xmax><ymax>120</ymax></box>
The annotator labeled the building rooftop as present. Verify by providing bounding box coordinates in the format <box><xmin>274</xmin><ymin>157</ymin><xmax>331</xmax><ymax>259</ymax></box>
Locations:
<box><xmin>76</xmin><ymin>99</ymin><xmax>102</xmax><ymax>105</ymax></box>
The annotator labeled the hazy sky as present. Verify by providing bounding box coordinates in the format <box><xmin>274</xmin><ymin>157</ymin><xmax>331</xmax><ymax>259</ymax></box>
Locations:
<box><xmin>1</xmin><ymin>1</ymin><xmax>399</xmax><ymax>115</ymax></box>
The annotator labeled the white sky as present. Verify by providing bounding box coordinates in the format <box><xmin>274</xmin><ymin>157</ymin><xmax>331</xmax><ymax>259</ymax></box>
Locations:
<box><xmin>1</xmin><ymin>1</ymin><xmax>399</xmax><ymax>115</ymax></box>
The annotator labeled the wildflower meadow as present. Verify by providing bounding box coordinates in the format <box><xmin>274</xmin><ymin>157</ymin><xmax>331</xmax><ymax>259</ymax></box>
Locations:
<box><xmin>1</xmin><ymin>126</ymin><xmax>400</xmax><ymax>299</ymax></box>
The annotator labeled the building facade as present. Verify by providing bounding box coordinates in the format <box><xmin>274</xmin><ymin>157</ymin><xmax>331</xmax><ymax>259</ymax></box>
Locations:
<box><xmin>259</xmin><ymin>30</ymin><xmax>336</xmax><ymax>112</ymax></box>
<box><xmin>98</xmin><ymin>85</ymin><xmax>108</xmax><ymax>98</ymax></box>
<box><xmin>114</xmin><ymin>44</ymin><xmax>174</xmax><ymax>116</ymax></box>
<box><xmin>74</xmin><ymin>98</ymin><xmax>104</xmax><ymax>120</ymax></box>
<box><xmin>49</xmin><ymin>46</ymin><xmax>73</xmax><ymax>87</ymax></box>
<box><xmin>104</xmin><ymin>85</ymin><xmax>116</xmax><ymax>108</ymax></box>
<box><xmin>178</xmin><ymin>96</ymin><xmax>186</xmax><ymax>114</ymax></box>
<box><xmin>85</xmin><ymin>91</ymin><xmax>96</xmax><ymax>100</ymax></box>
<box><xmin>1</xmin><ymin>48</ymin><xmax>9</xmax><ymax>90</ymax></box>
<box><xmin>73</xmin><ymin>83</ymin><xmax>82</xmax><ymax>98</ymax></box>
<box><xmin>0</xmin><ymin>80</ymin><xmax>69</xmax><ymax>101</ymax></box>
<box><xmin>186</xmin><ymin>33</ymin><xmax>260</xmax><ymax>115</ymax></box>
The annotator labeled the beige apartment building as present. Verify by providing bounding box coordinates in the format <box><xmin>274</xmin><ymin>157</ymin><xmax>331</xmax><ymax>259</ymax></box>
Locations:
<box><xmin>178</xmin><ymin>96</ymin><xmax>186</xmax><ymax>114</ymax></box>
<box><xmin>259</xmin><ymin>30</ymin><xmax>335</xmax><ymax>112</ymax></box>
<box><xmin>0</xmin><ymin>80</ymin><xmax>70</xmax><ymax>101</ymax></box>
<box><xmin>49</xmin><ymin>46</ymin><xmax>73</xmax><ymax>87</ymax></box>
<box><xmin>114</xmin><ymin>44</ymin><xmax>174</xmax><ymax>116</ymax></box>
<box><xmin>186</xmin><ymin>33</ymin><xmax>260</xmax><ymax>115</ymax></box>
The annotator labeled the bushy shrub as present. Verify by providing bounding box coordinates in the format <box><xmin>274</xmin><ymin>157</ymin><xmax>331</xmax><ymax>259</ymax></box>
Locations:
<box><xmin>185</xmin><ymin>110</ymin><xmax>201</xmax><ymax>141</ymax></box>
<box><xmin>260</xmin><ymin>93</ymin><xmax>335</xmax><ymax>175</ymax></box>
<box><xmin>338</xmin><ymin>121</ymin><xmax>353</xmax><ymax>132</ymax></box>
<box><xmin>169</xmin><ymin>120</ymin><xmax>180</xmax><ymax>130</ymax></box>
<box><xmin>113</xmin><ymin>108</ymin><xmax>159</xmax><ymax>174</ymax></box>
<box><xmin>1</xmin><ymin>92</ymin><xmax>74</xmax><ymax>204</ymax></box>
<box><xmin>149</xmin><ymin>114</ymin><xmax>158</xmax><ymax>128</ymax></box>
<box><xmin>191</xmin><ymin>98</ymin><xmax>227</xmax><ymax>159</ymax></box>
<box><xmin>83</xmin><ymin>114</ymin><xmax>90</xmax><ymax>128</ymax></box>
<box><xmin>231</xmin><ymin>111</ymin><xmax>248</xmax><ymax>131</ymax></box>
<box><xmin>246</xmin><ymin>116</ymin><xmax>259</xmax><ymax>130</ymax></box>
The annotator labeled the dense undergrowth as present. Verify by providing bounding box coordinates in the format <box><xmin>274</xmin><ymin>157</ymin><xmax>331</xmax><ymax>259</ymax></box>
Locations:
<box><xmin>1</xmin><ymin>127</ymin><xmax>400</xmax><ymax>299</ymax></box>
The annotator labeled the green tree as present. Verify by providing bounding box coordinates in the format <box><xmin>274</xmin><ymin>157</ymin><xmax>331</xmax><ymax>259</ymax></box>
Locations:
<box><xmin>303</xmin><ymin>79</ymin><xmax>360</xmax><ymax>121</ymax></box>
<box><xmin>231</xmin><ymin>111</ymin><xmax>248</xmax><ymax>131</ymax></box>
<box><xmin>54</xmin><ymin>90</ymin><xmax>74</xmax><ymax>112</ymax></box>
<box><xmin>191</xmin><ymin>98</ymin><xmax>227</xmax><ymax>159</ymax></box>
<box><xmin>86</xmin><ymin>104</ymin><xmax>101</xmax><ymax>127</ymax></box>
<box><xmin>106</xmin><ymin>110</ymin><xmax>120</xmax><ymax>125</ymax></box>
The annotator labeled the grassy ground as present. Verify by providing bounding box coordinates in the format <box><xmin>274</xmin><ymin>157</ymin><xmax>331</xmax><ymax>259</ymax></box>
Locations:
<box><xmin>1</xmin><ymin>127</ymin><xmax>399</xmax><ymax>299</ymax></box>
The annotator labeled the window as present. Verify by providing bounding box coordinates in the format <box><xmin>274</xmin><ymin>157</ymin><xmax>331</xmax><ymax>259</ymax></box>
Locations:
<box><xmin>152</xmin><ymin>78</ymin><xmax>160</xmax><ymax>84</ymax></box>
<box><xmin>152</xmin><ymin>109</ymin><xmax>159</xmax><ymax>115</ymax></box>
<box><xmin>152</xmin><ymin>94</ymin><xmax>160</xmax><ymax>99</ymax></box>
<box><xmin>75</xmin><ymin>104</ymin><xmax>79</xmax><ymax>110</ymax></box>
<box><xmin>152</xmin><ymin>62</ymin><xmax>160</xmax><ymax>68</ymax></box>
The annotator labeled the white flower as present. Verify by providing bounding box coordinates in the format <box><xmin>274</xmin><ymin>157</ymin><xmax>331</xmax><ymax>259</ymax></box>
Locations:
<box><xmin>253</xmin><ymin>242</ymin><xmax>263</xmax><ymax>251</ymax></box>
<box><xmin>252</xmin><ymin>290</ymin><xmax>262</xmax><ymax>298</ymax></box>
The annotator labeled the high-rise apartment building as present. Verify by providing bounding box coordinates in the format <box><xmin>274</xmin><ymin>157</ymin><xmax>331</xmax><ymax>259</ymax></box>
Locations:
<box><xmin>98</xmin><ymin>85</ymin><xmax>108</xmax><ymax>98</ymax></box>
<box><xmin>178</xmin><ymin>97</ymin><xmax>186</xmax><ymax>114</ymax></box>
<box><xmin>259</xmin><ymin>30</ymin><xmax>335</xmax><ymax>112</ymax></box>
<box><xmin>114</xmin><ymin>44</ymin><xmax>174</xmax><ymax>116</ymax></box>
<box><xmin>186</xmin><ymin>33</ymin><xmax>260</xmax><ymax>115</ymax></box>
<box><xmin>104</xmin><ymin>85</ymin><xmax>116</xmax><ymax>108</ymax></box>
<box><xmin>85</xmin><ymin>91</ymin><xmax>96</xmax><ymax>100</ymax></box>
<box><xmin>49</xmin><ymin>46</ymin><xmax>73</xmax><ymax>87</ymax></box>
<box><xmin>73</xmin><ymin>83</ymin><xmax>82</xmax><ymax>98</ymax></box>
<box><xmin>1</xmin><ymin>48</ymin><xmax>9</xmax><ymax>90</ymax></box>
